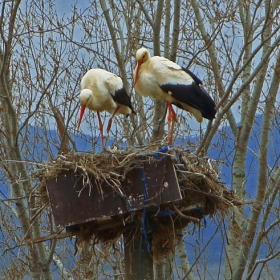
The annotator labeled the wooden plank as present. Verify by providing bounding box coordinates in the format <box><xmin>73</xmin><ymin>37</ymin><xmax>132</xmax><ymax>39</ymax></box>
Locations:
<box><xmin>122</xmin><ymin>155</ymin><xmax>181</xmax><ymax>211</ymax></box>
<box><xmin>46</xmin><ymin>155</ymin><xmax>182</xmax><ymax>227</ymax></box>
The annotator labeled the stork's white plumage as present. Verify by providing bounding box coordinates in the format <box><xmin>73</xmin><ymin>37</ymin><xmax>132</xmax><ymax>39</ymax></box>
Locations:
<box><xmin>133</xmin><ymin>47</ymin><xmax>216</xmax><ymax>144</ymax></box>
<box><xmin>77</xmin><ymin>68</ymin><xmax>135</xmax><ymax>151</ymax></box>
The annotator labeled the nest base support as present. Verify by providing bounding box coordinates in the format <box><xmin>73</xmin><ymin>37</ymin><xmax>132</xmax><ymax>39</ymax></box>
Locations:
<box><xmin>124</xmin><ymin>229</ymin><xmax>154</xmax><ymax>280</ymax></box>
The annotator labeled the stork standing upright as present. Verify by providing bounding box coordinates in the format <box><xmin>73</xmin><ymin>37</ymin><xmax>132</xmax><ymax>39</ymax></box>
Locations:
<box><xmin>77</xmin><ymin>68</ymin><xmax>135</xmax><ymax>151</ymax></box>
<box><xmin>133</xmin><ymin>47</ymin><xmax>216</xmax><ymax>144</ymax></box>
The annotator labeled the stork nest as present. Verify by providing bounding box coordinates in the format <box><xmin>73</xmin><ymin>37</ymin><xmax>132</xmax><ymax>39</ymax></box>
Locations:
<box><xmin>36</xmin><ymin>146</ymin><xmax>241</xmax><ymax>260</ymax></box>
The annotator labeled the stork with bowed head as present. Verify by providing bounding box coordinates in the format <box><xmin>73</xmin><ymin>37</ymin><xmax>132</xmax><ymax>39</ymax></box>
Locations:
<box><xmin>77</xmin><ymin>68</ymin><xmax>135</xmax><ymax>151</ymax></box>
<box><xmin>133</xmin><ymin>47</ymin><xmax>216</xmax><ymax>145</ymax></box>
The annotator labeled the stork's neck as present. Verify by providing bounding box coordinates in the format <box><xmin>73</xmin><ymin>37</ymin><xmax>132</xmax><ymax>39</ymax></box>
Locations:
<box><xmin>85</xmin><ymin>93</ymin><xmax>97</xmax><ymax>111</ymax></box>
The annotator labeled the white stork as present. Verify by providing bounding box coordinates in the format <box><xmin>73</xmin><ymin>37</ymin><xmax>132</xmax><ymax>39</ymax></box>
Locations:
<box><xmin>77</xmin><ymin>68</ymin><xmax>135</xmax><ymax>151</ymax></box>
<box><xmin>133</xmin><ymin>47</ymin><xmax>216</xmax><ymax>144</ymax></box>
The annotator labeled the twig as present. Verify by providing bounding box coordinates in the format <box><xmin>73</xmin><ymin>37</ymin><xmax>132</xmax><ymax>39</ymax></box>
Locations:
<box><xmin>173</xmin><ymin>205</ymin><xmax>200</xmax><ymax>222</ymax></box>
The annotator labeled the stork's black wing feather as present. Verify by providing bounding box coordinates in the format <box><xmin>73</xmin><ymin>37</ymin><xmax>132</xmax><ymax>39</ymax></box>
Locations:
<box><xmin>111</xmin><ymin>88</ymin><xmax>136</xmax><ymax>114</ymax></box>
<box><xmin>181</xmin><ymin>67</ymin><xmax>203</xmax><ymax>85</ymax></box>
<box><xmin>159</xmin><ymin>82</ymin><xmax>216</xmax><ymax>120</ymax></box>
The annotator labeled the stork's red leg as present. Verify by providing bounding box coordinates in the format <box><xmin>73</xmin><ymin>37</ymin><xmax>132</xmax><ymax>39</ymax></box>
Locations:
<box><xmin>167</xmin><ymin>102</ymin><xmax>176</xmax><ymax>145</ymax></box>
<box><xmin>107</xmin><ymin>106</ymin><xmax>120</xmax><ymax>133</ymax></box>
<box><xmin>97</xmin><ymin>112</ymin><xmax>105</xmax><ymax>151</ymax></box>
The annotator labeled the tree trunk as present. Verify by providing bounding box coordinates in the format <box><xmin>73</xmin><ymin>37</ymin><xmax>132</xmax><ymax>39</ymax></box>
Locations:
<box><xmin>176</xmin><ymin>229</ymin><xmax>195</xmax><ymax>280</ymax></box>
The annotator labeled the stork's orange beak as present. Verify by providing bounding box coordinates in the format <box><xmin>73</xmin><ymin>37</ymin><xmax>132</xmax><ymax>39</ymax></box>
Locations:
<box><xmin>133</xmin><ymin>61</ymin><xmax>142</xmax><ymax>87</ymax></box>
<box><xmin>77</xmin><ymin>104</ymin><xmax>86</xmax><ymax>130</ymax></box>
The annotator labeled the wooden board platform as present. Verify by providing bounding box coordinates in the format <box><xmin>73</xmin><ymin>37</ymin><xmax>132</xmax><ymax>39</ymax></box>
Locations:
<box><xmin>46</xmin><ymin>155</ymin><xmax>182</xmax><ymax>227</ymax></box>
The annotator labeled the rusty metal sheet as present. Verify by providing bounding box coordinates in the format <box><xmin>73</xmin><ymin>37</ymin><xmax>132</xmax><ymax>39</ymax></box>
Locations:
<box><xmin>46</xmin><ymin>154</ymin><xmax>182</xmax><ymax>227</ymax></box>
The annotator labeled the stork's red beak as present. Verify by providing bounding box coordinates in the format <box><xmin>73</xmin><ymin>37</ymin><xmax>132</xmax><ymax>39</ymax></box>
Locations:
<box><xmin>77</xmin><ymin>104</ymin><xmax>86</xmax><ymax>130</ymax></box>
<box><xmin>133</xmin><ymin>61</ymin><xmax>142</xmax><ymax>87</ymax></box>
